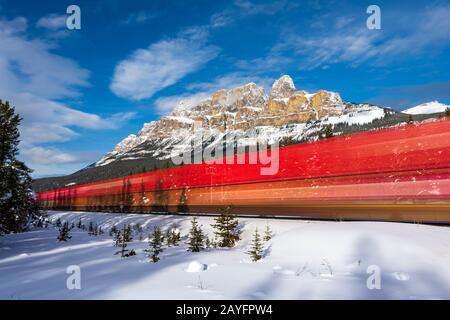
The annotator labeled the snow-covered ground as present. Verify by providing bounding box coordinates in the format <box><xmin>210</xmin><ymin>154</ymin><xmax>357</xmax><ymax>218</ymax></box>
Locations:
<box><xmin>1</xmin><ymin>211</ymin><xmax>449</xmax><ymax>300</ymax></box>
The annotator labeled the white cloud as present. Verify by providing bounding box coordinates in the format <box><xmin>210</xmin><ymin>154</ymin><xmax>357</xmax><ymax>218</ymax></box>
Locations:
<box><xmin>110</xmin><ymin>27</ymin><xmax>220</xmax><ymax>100</ymax></box>
<box><xmin>0</xmin><ymin>17</ymin><xmax>134</xmax><ymax>175</ymax></box>
<box><xmin>21</xmin><ymin>146</ymin><xmax>78</xmax><ymax>165</ymax></box>
<box><xmin>154</xmin><ymin>92</ymin><xmax>211</xmax><ymax>115</ymax></box>
<box><xmin>36</xmin><ymin>14</ymin><xmax>66</xmax><ymax>30</ymax></box>
<box><xmin>274</xmin><ymin>5</ymin><xmax>450</xmax><ymax>69</ymax></box>
<box><xmin>234</xmin><ymin>0</ymin><xmax>297</xmax><ymax>16</ymax></box>
<box><xmin>209</xmin><ymin>0</ymin><xmax>297</xmax><ymax>29</ymax></box>
<box><xmin>120</xmin><ymin>11</ymin><xmax>157</xmax><ymax>25</ymax></box>
<box><xmin>0</xmin><ymin>17</ymin><xmax>27</xmax><ymax>34</ymax></box>
<box><xmin>154</xmin><ymin>72</ymin><xmax>273</xmax><ymax>115</ymax></box>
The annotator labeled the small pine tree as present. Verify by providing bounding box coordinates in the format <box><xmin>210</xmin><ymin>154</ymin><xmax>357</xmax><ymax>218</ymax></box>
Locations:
<box><xmin>263</xmin><ymin>224</ymin><xmax>273</xmax><ymax>241</ymax></box>
<box><xmin>57</xmin><ymin>222</ymin><xmax>72</xmax><ymax>242</ymax></box>
<box><xmin>320</xmin><ymin>125</ymin><xmax>333</xmax><ymax>139</ymax></box>
<box><xmin>247</xmin><ymin>228</ymin><xmax>263</xmax><ymax>262</ymax></box>
<box><xmin>188</xmin><ymin>217</ymin><xmax>205</xmax><ymax>252</ymax></box>
<box><xmin>115</xmin><ymin>224</ymin><xmax>135</xmax><ymax>257</ymax></box>
<box><xmin>88</xmin><ymin>221</ymin><xmax>94</xmax><ymax>235</ymax></box>
<box><xmin>165</xmin><ymin>228</ymin><xmax>172</xmax><ymax>246</ymax></box>
<box><xmin>148</xmin><ymin>226</ymin><xmax>164</xmax><ymax>262</ymax></box>
<box><xmin>212</xmin><ymin>206</ymin><xmax>241</xmax><ymax>248</ymax></box>
<box><xmin>110</xmin><ymin>225</ymin><xmax>118</xmax><ymax>236</ymax></box>
<box><xmin>446</xmin><ymin>107</ymin><xmax>450</xmax><ymax>117</ymax></box>
<box><xmin>76</xmin><ymin>219</ymin><xmax>82</xmax><ymax>229</ymax></box>
<box><xmin>55</xmin><ymin>218</ymin><xmax>62</xmax><ymax>228</ymax></box>
<box><xmin>113</xmin><ymin>230</ymin><xmax>121</xmax><ymax>247</ymax></box>
<box><xmin>93</xmin><ymin>224</ymin><xmax>99</xmax><ymax>236</ymax></box>
<box><xmin>166</xmin><ymin>224</ymin><xmax>181</xmax><ymax>246</ymax></box>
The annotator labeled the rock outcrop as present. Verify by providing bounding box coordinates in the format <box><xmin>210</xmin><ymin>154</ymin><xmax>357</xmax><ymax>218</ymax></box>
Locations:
<box><xmin>97</xmin><ymin>75</ymin><xmax>385</xmax><ymax>166</ymax></box>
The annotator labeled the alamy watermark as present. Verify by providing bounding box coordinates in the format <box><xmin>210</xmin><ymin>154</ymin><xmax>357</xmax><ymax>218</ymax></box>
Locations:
<box><xmin>66</xmin><ymin>265</ymin><xmax>81</xmax><ymax>290</ymax></box>
<box><xmin>366</xmin><ymin>5</ymin><xmax>381</xmax><ymax>30</ymax></box>
<box><xmin>66</xmin><ymin>5</ymin><xmax>81</xmax><ymax>30</ymax></box>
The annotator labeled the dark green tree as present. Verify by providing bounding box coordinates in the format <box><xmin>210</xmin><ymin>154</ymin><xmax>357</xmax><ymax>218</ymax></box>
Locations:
<box><xmin>445</xmin><ymin>107</ymin><xmax>450</xmax><ymax>116</ymax></box>
<box><xmin>263</xmin><ymin>224</ymin><xmax>273</xmax><ymax>241</ymax></box>
<box><xmin>247</xmin><ymin>228</ymin><xmax>263</xmax><ymax>262</ymax></box>
<box><xmin>148</xmin><ymin>226</ymin><xmax>164</xmax><ymax>262</ymax></box>
<box><xmin>0</xmin><ymin>102</ymin><xmax>40</xmax><ymax>234</ymax></box>
<box><xmin>110</xmin><ymin>225</ymin><xmax>118</xmax><ymax>236</ymax></box>
<box><xmin>57</xmin><ymin>222</ymin><xmax>72</xmax><ymax>242</ymax></box>
<box><xmin>212</xmin><ymin>206</ymin><xmax>241</xmax><ymax>248</ymax></box>
<box><xmin>88</xmin><ymin>221</ymin><xmax>94</xmax><ymax>235</ymax></box>
<box><xmin>320</xmin><ymin>125</ymin><xmax>333</xmax><ymax>139</ymax></box>
<box><xmin>115</xmin><ymin>224</ymin><xmax>135</xmax><ymax>257</ymax></box>
<box><xmin>166</xmin><ymin>224</ymin><xmax>181</xmax><ymax>246</ymax></box>
<box><xmin>188</xmin><ymin>217</ymin><xmax>205</xmax><ymax>252</ymax></box>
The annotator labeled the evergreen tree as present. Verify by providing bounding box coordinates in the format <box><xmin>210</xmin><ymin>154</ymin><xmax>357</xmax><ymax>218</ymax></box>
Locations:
<box><xmin>188</xmin><ymin>217</ymin><xmax>205</xmax><ymax>252</ymax></box>
<box><xmin>212</xmin><ymin>206</ymin><xmax>241</xmax><ymax>248</ymax></box>
<box><xmin>55</xmin><ymin>218</ymin><xmax>62</xmax><ymax>228</ymax></box>
<box><xmin>446</xmin><ymin>107</ymin><xmax>450</xmax><ymax>117</ymax></box>
<box><xmin>148</xmin><ymin>226</ymin><xmax>164</xmax><ymax>262</ymax></box>
<box><xmin>166</xmin><ymin>224</ymin><xmax>181</xmax><ymax>246</ymax></box>
<box><xmin>88</xmin><ymin>221</ymin><xmax>95</xmax><ymax>235</ymax></box>
<box><xmin>247</xmin><ymin>228</ymin><xmax>263</xmax><ymax>262</ymax></box>
<box><xmin>320</xmin><ymin>125</ymin><xmax>333</xmax><ymax>139</ymax></box>
<box><xmin>205</xmin><ymin>237</ymin><xmax>211</xmax><ymax>249</ymax></box>
<box><xmin>110</xmin><ymin>225</ymin><xmax>118</xmax><ymax>236</ymax></box>
<box><xmin>263</xmin><ymin>224</ymin><xmax>273</xmax><ymax>241</ymax></box>
<box><xmin>76</xmin><ymin>219</ymin><xmax>82</xmax><ymax>229</ymax></box>
<box><xmin>57</xmin><ymin>222</ymin><xmax>72</xmax><ymax>242</ymax></box>
<box><xmin>0</xmin><ymin>100</ymin><xmax>40</xmax><ymax>234</ymax></box>
<box><xmin>114</xmin><ymin>224</ymin><xmax>135</xmax><ymax>257</ymax></box>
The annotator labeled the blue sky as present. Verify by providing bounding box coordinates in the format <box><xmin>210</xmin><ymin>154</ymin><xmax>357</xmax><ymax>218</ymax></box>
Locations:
<box><xmin>0</xmin><ymin>0</ymin><xmax>449</xmax><ymax>177</ymax></box>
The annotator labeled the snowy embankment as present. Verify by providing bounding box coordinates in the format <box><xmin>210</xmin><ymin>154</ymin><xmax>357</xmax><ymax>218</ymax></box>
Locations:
<box><xmin>1</xmin><ymin>211</ymin><xmax>449</xmax><ymax>300</ymax></box>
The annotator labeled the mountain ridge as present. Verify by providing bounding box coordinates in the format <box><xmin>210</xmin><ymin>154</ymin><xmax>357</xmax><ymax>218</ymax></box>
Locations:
<box><xmin>32</xmin><ymin>75</ymin><xmax>447</xmax><ymax>192</ymax></box>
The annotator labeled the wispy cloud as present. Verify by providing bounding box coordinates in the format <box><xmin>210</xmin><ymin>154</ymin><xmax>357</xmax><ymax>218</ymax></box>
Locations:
<box><xmin>110</xmin><ymin>27</ymin><xmax>220</xmax><ymax>100</ymax></box>
<box><xmin>154</xmin><ymin>72</ymin><xmax>273</xmax><ymax>115</ymax></box>
<box><xmin>0</xmin><ymin>16</ymin><xmax>134</xmax><ymax>175</ymax></box>
<box><xmin>36</xmin><ymin>14</ymin><xmax>66</xmax><ymax>30</ymax></box>
<box><xmin>210</xmin><ymin>0</ymin><xmax>298</xmax><ymax>28</ymax></box>
<box><xmin>120</xmin><ymin>11</ymin><xmax>157</xmax><ymax>25</ymax></box>
<box><xmin>273</xmin><ymin>4</ymin><xmax>450</xmax><ymax>70</ymax></box>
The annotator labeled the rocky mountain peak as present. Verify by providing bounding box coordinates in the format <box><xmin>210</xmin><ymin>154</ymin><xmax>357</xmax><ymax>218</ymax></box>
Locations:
<box><xmin>270</xmin><ymin>75</ymin><xmax>296</xmax><ymax>99</ymax></box>
<box><xmin>95</xmin><ymin>75</ymin><xmax>386</xmax><ymax>167</ymax></box>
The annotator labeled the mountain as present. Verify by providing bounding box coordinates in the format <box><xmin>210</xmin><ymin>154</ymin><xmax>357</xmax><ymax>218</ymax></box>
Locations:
<box><xmin>96</xmin><ymin>75</ymin><xmax>387</xmax><ymax>167</ymax></box>
<box><xmin>402</xmin><ymin>101</ymin><xmax>450</xmax><ymax>115</ymax></box>
<box><xmin>33</xmin><ymin>75</ymin><xmax>441</xmax><ymax>192</ymax></box>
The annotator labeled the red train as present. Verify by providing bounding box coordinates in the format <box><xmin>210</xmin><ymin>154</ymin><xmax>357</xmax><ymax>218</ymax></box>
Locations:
<box><xmin>37</xmin><ymin>118</ymin><xmax>450</xmax><ymax>223</ymax></box>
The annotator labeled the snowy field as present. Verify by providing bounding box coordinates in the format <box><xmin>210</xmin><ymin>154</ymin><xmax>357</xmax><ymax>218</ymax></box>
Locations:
<box><xmin>1</xmin><ymin>211</ymin><xmax>449</xmax><ymax>300</ymax></box>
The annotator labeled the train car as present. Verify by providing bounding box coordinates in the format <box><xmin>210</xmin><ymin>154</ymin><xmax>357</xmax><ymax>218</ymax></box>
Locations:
<box><xmin>37</xmin><ymin>118</ymin><xmax>450</xmax><ymax>223</ymax></box>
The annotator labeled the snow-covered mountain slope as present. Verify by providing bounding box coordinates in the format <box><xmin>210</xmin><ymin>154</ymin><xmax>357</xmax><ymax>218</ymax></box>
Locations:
<box><xmin>96</xmin><ymin>75</ymin><xmax>389</xmax><ymax>167</ymax></box>
<box><xmin>1</xmin><ymin>211</ymin><xmax>449</xmax><ymax>299</ymax></box>
<box><xmin>402</xmin><ymin>101</ymin><xmax>450</xmax><ymax>115</ymax></box>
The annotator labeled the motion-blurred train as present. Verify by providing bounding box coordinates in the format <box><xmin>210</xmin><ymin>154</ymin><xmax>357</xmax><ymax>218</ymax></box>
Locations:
<box><xmin>37</xmin><ymin>118</ymin><xmax>450</xmax><ymax>223</ymax></box>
